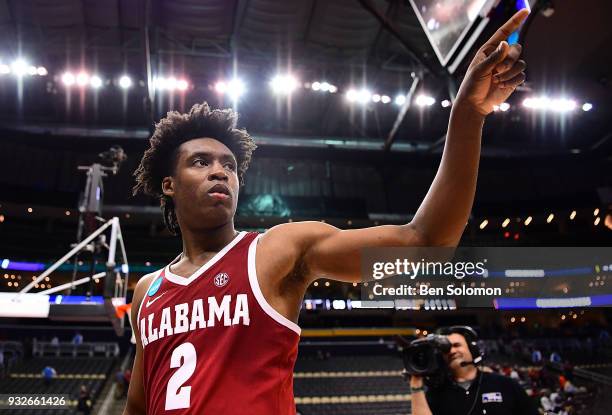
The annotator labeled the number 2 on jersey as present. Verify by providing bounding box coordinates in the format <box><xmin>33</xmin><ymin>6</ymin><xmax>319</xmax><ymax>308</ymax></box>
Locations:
<box><xmin>165</xmin><ymin>342</ymin><xmax>196</xmax><ymax>410</ymax></box>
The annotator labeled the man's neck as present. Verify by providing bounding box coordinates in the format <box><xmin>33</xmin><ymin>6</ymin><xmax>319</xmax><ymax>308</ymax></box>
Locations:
<box><xmin>453</xmin><ymin>365</ymin><xmax>478</xmax><ymax>383</ymax></box>
<box><xmin>179</xmin><ymin>221</ymin><xmax>238</xmax><ymax>263</ymax></box>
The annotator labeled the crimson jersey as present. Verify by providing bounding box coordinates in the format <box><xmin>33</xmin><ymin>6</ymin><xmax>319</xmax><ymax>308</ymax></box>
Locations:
<box><xmin>136</xmin><ymin>231</ymin><xmax>300</xmax><ymax>414</ymax></box>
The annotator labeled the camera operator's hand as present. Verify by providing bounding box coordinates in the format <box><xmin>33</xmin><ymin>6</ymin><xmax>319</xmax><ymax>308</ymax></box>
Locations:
<box><xmin>409</xmin><ymin>376</ymin><xmax>433</xmax><ymax>415</ymax></box>
<box><xmin>410</xmin><ymin>375</ymin><xmax>424</xmax><ymax>389</ymax></box>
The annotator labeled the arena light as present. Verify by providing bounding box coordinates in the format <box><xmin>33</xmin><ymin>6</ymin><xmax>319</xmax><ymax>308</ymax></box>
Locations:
<box><xmin>76</xmin><ymin>72</ymin><xmax>89</xmax><ymax>86</ymax></box>
<box><xmin>311</xmin><ymin>81</ymin><xmax>336</xmax><ymax>93</ymax></box>
<box><xmin>415</xmin><ymin>94</ymin><xmax>435</xmax><ymax>107</ymax></box>
<box><xmin>11</xmin><ymin>59</ymin><xmax>28</xmax><ymax>77</ymax></box>
<box><xmin>356</xmin><ymin>89</ymin><xmax>371</xmax><ymax>104</ymax></box>
<box><xmin>394</xmin><ymin>95</ymin><xmax>406</xmax><ymax>106</ymax></box>
<box><xmin>0</xmin><ymin>63</ymin><xmax>9</xmax><ymax>75</ymax></box>
<box><xmin>479</xmin><ymin>219</ymin><xmax>488</xmax><ymax>230</ymax></box>
<box><xmin>372</xmin><ymin>94</ymin><xmax>381</xmax><ymax>103</ymax></box>
<box><xmin>61</xmin><ymin>72</ymin><xmax>75</xmax><ymax>86</ymax></box>
<box><xmin>119</xmin><ymin>75</ymin><xmax>132</xmax><ymax>89</ymax></box>
<box><xmin>215</xmin><ymin>79</ymin><xmax>245</xmax><ymax>101</ymax></box>
<box><xmin>154</xmin><ymin>76</ymin><xmax>188</xmax><ymax>92</ymax></box>
<box><xmin>499</xmin><ymin>102</ymin><xmax>510</xmax><ymax>112</ymax></box>
<box><xmin>37</xmin><ymin>66</ymin><xmax>47</xmax><ymax>76</ymax></box>
<box><xmin>582</xmin><ymin>102</ymin><xmax>593</xmax><ymax>111</ymax></box>
<box><xmin>522</xmin><ymin>96</ymin><xmax>577</xmax><ymax>113</ymax></box>
<box><xmin>441</xmin><ymin>99</ymin><xmax>451</xmax><ymax>108</ymax></box>
<box><xmin>546</xmin><ymin>213</ymin><xmax>554</xmax><ymax>223</ymax></box>
<box><xmin>593</xmin><ymin>208</ymin><xmax>600</xmax><ymax>216</ymax></box>
<box><xmin>569</xmin><ymin>210</ymin><xmax>576</xmax><ymax>220</ymax></box>
<box><xmin>502</xmin><ymin>218</ymin><xmax>510</xmax><ymax>228</ymax></box>
<box><xmin>381</xmin><ymin>95</ymin><xmax>391</xmax><ymax>104</ymax></box>
<box><xmin>270</xmin><ymin>74</ymin><xmax>299</xmax><ymax>95</ymax></box>
<box><xmin>90</xmin><ymin>75</ymin><xmax>103</xmax><ymax>89</ymax></box>
<box><xmin>345</xmin><ymin>89</ymin><xmax>357</xmax><ymax>102</ymax></box>
<box><xmin>524</xmin><ymin>216</ymin><xmax>532</xmax><ymax>226</ymax></box>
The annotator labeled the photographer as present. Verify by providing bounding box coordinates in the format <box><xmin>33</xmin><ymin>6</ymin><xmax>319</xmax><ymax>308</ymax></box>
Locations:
<box><xmin>407</xmin><ymin>326</ymin><xmax>537</xmax><ymax>415</ymax></box>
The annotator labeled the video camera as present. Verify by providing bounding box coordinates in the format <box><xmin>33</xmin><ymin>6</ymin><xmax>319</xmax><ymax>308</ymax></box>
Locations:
<box><xmin>401</xmin><ymin>334</ymin><xmax>451</xmax><ymax>377</ymax></box>
<box><xmin>399</xmin><ymin>326</ymin><xmax>482</xmax><ymax>381</ymax></box>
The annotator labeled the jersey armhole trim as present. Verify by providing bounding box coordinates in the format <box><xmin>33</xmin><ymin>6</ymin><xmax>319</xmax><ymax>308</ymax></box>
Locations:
<box><xmin>247</xmin><ymin>234</ymin><xmax>301</xmax><ymax>336</ymax></box>
<box><xmin>135</xmin><ymin>269</ymin><xmax>164</xmax><ymax>330</ymax></box>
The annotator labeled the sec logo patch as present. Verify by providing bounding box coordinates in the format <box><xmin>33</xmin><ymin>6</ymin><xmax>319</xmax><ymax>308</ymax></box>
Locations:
<box><xmin>214</xmin><ymin>272</ymin><xmax>230</xmax><ymax>287</ymax></box>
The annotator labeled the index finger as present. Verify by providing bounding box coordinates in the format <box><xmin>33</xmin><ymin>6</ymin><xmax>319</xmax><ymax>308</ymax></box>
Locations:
<box><xmin>485</xmin><ymin>8</ymin><xmax>530</xmax><ymax>47</ymax></box>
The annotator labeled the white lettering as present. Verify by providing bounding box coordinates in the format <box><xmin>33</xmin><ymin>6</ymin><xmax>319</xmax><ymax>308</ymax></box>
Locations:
<box><xmin>232</xmin><ymin>294</ymin><xmax>250</xmax><ymax>326</ymax></box>
<box><xmin>174</xmin><ymin>303</ymin><xmax>189</xmax><ymax>334</ymax></box>
<box><xmin>189</xmin><ymin>299</ymin><xmax>206</xmax><ymax>331</ymax></box>
<box><xmin>147</xmin><ymin>313</ymin><xmax>158</xmax><ymax>343</ymax></box>
<box><xmin>159</xmin><ymin>307</ymin><xmax>174</xmax><ymax>338</ymax></box>
<box><xmin>208</xmin><ymin>295</ymin><xmax>231</xmax><ymax>327</ymax></box>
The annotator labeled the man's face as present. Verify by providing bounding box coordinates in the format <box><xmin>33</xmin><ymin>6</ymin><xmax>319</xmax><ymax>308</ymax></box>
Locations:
<box><xmin>444</xmin><ymin>333</ymin><xmax>473</xmax><ymax>371</ymax></box>
<box><xmin>163</xmin><ymin>137</ymin><xmax>239</xmax><ymax>230</ymax></box>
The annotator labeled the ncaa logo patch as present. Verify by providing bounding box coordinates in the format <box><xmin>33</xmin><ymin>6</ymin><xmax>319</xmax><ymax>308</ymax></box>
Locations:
<box><xmin>214</xmin><ymin>272</ymin><xmax>230</xmax><ymax>287</ymax></box>
<box><xmin>147</xmin><ymin>277</ymin><xmax>163</xmax><ymax>296</ymax></box>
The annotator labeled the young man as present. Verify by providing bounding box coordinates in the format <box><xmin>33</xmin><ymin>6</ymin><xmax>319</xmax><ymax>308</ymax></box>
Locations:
<box><xmin>124</xmin><ymin>9</ymin><xmax>529</xmax><ymax>414</ymax></box>
<box><xmin>410</xmin><ymin>327</ymin><xmax>537</xmax><ymax>415</ymax></box>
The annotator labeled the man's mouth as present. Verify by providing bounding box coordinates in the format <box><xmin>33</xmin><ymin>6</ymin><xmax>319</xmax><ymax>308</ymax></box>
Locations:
<box><xmin>207</xmin><ymin>184</ymin><xmax>231</xmax><ymax>200</ymax></box>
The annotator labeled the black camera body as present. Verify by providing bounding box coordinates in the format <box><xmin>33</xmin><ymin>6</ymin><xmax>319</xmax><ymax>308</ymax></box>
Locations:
<box><xmin>401</xmin><ymin>334</ymin><xmax>451</xmax><ymax>376</ymax></box>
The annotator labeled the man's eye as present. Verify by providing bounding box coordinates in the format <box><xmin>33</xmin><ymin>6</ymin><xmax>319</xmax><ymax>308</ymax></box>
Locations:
<box><xmin>225</xmin><ymin>163</ymin><xmax>236</xmax><ymax>171</ymax></box>
<box><xmin>194</xmin><ymin>159</ymin><xmax>208</xmax><ymax>167</ymax></box>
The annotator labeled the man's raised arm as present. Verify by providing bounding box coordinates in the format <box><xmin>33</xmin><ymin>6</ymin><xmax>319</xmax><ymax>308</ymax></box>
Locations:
<box><xmin>261</xmin><ymin>10</ymin><xmax>530</xmax><ymax>285</ymax></box>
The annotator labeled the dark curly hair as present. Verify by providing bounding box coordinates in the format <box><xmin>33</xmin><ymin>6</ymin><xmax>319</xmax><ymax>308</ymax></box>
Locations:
<box><xmin>133</xmin><ymin>102</ymin><xmax>257</xmax><ymax>235</ymax></box>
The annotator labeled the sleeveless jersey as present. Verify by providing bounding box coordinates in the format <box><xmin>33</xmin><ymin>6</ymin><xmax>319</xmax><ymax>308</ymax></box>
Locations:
<box><xmin>136</xmin><ymin>231</ymin><xmax>300</xmax><ymax>414</ymax></box>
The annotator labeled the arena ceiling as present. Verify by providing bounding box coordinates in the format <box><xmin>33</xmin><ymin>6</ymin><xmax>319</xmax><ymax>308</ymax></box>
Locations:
<box><xmin>0</xmin><ymin>0</ymin><xmax>611</xmax><ymax>158</ymax></box>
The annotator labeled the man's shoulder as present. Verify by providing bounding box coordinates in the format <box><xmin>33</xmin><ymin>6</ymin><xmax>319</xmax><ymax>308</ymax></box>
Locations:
<box><xmin>481</xmin><ymin>371</ymin><xmax>516</xmax><ymax>383</ymax></box>
<box><xmin>480</xmin><ymin>371</ymin><xmax>525</xmax><ymax>393</ymax></box>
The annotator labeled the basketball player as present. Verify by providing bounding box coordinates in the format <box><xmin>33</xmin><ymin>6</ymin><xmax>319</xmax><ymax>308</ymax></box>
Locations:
<box><xmin>123</xmin><ymin>9</ymin><xmax>529</xmax><ymax>414</ymax></box>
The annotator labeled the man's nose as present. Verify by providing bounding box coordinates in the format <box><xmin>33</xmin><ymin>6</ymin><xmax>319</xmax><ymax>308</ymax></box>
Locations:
<box><xmin>208</xmin><ymin>161</ymin><xmax>229</xmax><ymax>181</ymax></box>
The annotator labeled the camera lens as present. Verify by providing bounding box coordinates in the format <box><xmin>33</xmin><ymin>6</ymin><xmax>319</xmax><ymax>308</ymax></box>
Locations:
<box><xmin>409</xmin><ymin>345</ymin><xmax>433</xmax><ymax>372</ymax></box>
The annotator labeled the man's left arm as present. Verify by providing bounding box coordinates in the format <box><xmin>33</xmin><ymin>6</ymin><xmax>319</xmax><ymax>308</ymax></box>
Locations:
<box><xmin>511</xmin><ymin>378</ymin><xmax>539</xmax><ymax>415</ymax></box>
<box><xmin>263</xmin><ymin>10</ymin><xmax>529</xmax><ymax>284</ymax></box>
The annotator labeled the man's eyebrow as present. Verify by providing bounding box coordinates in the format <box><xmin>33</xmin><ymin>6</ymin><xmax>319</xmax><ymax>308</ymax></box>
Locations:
<box><xmin>187</xmin><ymin>151</ymin><xmax>236</xmax><ymax>163</ymax></box>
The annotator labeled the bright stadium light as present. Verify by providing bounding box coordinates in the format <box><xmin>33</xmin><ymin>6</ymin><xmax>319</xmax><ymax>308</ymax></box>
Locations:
<box><xmin>582</xmin><ymin>102</ymin><xmax>593</xmax><ymax>111</ymax></box>
<box><xmin>499</xmin><ymin>102</ymin><xmax>510</xmax><ymax>112</ymax></box>
<box><xmin>270</xmin><ymin>74</ymin><xmax>299</xmax><ymax>95</ymax></box>
<box><xmin>11</xmin><ymin>59</ymin><xmax>28</xmax><ymax>77</ymax></box>
<box><xmin>441</xmin><ymin>99</ymin><xmax>451</xmax><ymax>108</ymax></box>
<box><xmin>119</xmin><ymin>75</ymin><xmax>132</xmax><ymax>89</ymax></box>
<box><xmin>372</xmin><ymin>94</ymin><xmax>381</xmax><ymax>103</ymax></box>
<box><xmin>345</xmin><ymin>89</ymin><xmax>358</xmax><ymax>102</ymax></box>
<box><xmin>76</xmin><ymin>72</ymin><xmax>89</xmax><ymax>86</ymax></box>
<box><xmin>27</xmin><ymin>65</ymin><xmax>37</xmax><ymax>76</ymax></box>
<box><xmin>215</xmin><ymin>79</ymin><xmax>245</xmax><ymax>101</ymax></box>
<box><xmin>311</xmin><ymin>81</ymin><xmax>336</xmax><ymax>93</ymax></box>
<box><xmin>394</xmin><ymin>95</ymin><xmax>406</xmax><ymax>106</ymax></box>
<box><xmin>415</xmin><ymin>94</ymin><xmax>436</xmax><ymax>106</ymax></box>
<box><xmin>356</xmin><ymin>89</ymin><xmax>371</xmax><ymax>104</ymax></box>
<box><xmin>0</xmin><ymin>64</ymin><xmax>10</xmax><ymax>75</ymax></box>
<box><xmin>523</xmin><ymin>96</ymin><xmax>577</xmax><ymax>113</ymax></box>
<box><xmin>214</xmin><ymin>80</ymin><xmax>227</xmax><ymax>93</ymax></box>
<box><xmin>61</xmin><ymin>72</ymin><xmax>75</xmax><ymax>86</ymax></box>
<box><xmin>36</xmin><ymin>66</ymin><xmax>47</xmax><ymax>76</ymax></box>
<box><xmin>90</xmin><ymin>75</ymin><xmax>103</xmax><ymax>89</ymax></box>
<box><xmin>381</xmin><ymin>95</ymin><xmax>391</xmax><ymax>104</ymax></box>
<box><xmin>177</xmin><ymin>79</ymin><xmax>188</xmax><ymax>91</ymax></box>
<box><xmin>166</xmin><ymin>77</ymin><xmax>177</xmax><ymax>90</ymax></box>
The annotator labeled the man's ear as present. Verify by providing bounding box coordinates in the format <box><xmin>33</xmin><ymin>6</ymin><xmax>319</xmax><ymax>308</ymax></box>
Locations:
<box><xmin>162</xmin><ymin>177</ymin><xmax>175</xmax><ymax>197</ymax></box>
